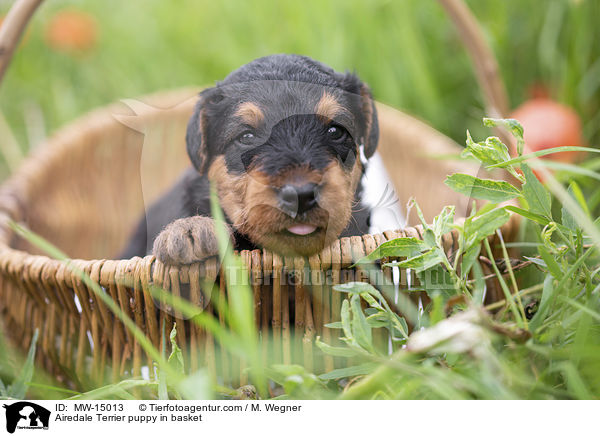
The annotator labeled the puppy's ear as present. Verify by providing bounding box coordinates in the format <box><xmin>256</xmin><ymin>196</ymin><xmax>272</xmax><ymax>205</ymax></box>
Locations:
<box><xmin>186</xmin><ymin>94</ymin><xmax>208</xmax><ymax>174</ymax></box>
<box><xmin>187</xmin><ymin>88</ymin><xmax>223</xmax><ymax>175</ymax></box>
<box><xmin>337</xmin><ymin>73</ymin><xmax>379</xmax><ymax>159</ymax></box>
<box><xmin>359</xmin><ymin>84</ymin><xmax>379</xmax><ymax>159</ymax></box>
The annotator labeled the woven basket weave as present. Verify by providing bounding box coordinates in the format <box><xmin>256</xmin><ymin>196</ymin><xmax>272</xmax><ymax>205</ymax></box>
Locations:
<box><xmin>0</xmin><ymin>88</ymin><xmax>516</xmax><ymax>388</ymax></box>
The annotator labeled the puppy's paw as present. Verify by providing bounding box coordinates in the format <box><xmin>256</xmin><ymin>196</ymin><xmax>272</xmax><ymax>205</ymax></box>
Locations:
<box><xmin>153</xmin><ymin>216</ymin><xmax>232</xmax><ymax>265</ymax></box>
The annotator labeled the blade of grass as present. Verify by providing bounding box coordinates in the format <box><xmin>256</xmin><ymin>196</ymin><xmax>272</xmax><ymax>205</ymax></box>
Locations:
<box><xmin>7</xmin><ymin>329</ymin><xmax>38</xmax><ymax>399</ymax></box>
<box><xmin>559</xmin><ymin>296</ymin><xmax>600</xmax><ymax>322</ymax></box>
<box><xmin>25</xmin><ymin>382</ymin><xmax>80</xmax><ymax>397</ymax></box>
<box><xmin>486</xmin><ymin>146</ymin><xmax>597</xmax><ymax>169</ymax></box>
<box><xmin>67</xmin><ymin>379</ymin><xmax>157</xmax><ymax>400</ymax></box>
<box><xmin>209</xmin><ymin>187</ymin><xmax>267</xmax><ymax>397</ymax></box>
<box><xmin>496</xmin><ymin>229</ymin><xmax>528</xmax><ymax>328</ymax></box>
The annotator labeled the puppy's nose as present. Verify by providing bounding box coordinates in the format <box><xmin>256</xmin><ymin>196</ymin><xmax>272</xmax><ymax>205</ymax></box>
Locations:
<box><xmin>278</xmin><ymin>183</ymin><xmax>318</xmax><ymax>216</ymax></box>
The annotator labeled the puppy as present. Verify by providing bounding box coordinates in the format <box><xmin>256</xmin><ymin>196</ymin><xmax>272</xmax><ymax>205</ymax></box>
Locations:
<box><xmin>120</xmin><ymin>54</ymin><xmax>379</xmax><ymax>264</ymax></box>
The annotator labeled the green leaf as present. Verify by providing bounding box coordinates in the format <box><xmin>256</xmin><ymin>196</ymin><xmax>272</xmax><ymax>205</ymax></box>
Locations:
<box><xmin>445</xmin><ymin>173</ymin><xmax>522</xmax><ymax>203</ymax></box>
<box><xmin>8</xmin><ymin>329</ymin><xmax>38</xmax><ymax>399</ymax></box>
<box><xmin>483</xmin><ymin>117</ymin><xmax>524</xmax><ymax>140</ymax></box>
<box><xmin>462</xmin><ymin>131</ymin><xmax>487</xmax><ymax>159</ymax></box>
<box><xmin>168</xmin><ymin>323</ymin><xmax>185</xmax><ymax>374</ymax></box>
<box><xmin>521</xmin><ymin>164</ymin><xmax>552</xmax><ymax>218</ymax></box>
<box><xmin>324</xmin><ymin>321</ymin><xmax>343</xmax><ymax>329</ymax></box>
<box><xmin>416</xmin><ymin>264</ymin><xmax>456</xmax><ymax>300</ymax></box>
<box><xmin>350</xmin><ymin>294</ymin><xmax>373</xmax><ymax>352</ymax></box>
<box><xmin>392</xmin><ymin>314</ymin><xmax>410</xmax><ymax>340</ymax></box>
<box><xmin>538</xmin><ymin>245</ymin><xmax>563</xmax><ymax>279</ymax></box>
<box><xmin>341</xmin><ymin>299</ymin><xmax>353</xmax><ymax>341</ymax></box>
<box><xmin>483</xmin><ymin>118</ymin><xmax>525</xmax><ymax>156</ymax></box>
<box><xmin>464</xmin><ymin>207</ymin><xmax>511</xmax><ymax>248</ymax></box>
<box><xmin>462</xmin><ymin>131</ymin><xmax>510</xmax><ymax>166</ymax></box>
<box><xmin>353</xmin><ymin>238</ymin><xmax>427</xmax><ymax>264</ymax></box>
<box><xmin>432</xmin><ymin>206</ymin><xmax>455</xmax><ymax>239</ymax></box>
<box><xmin>334</xmin><ymin>281</ymin><xmax>379</xmax><ymax>295</ymax></box>
<box><xmin>410</xmin><ymin>199</ymin><xmax>430</xmax><ymax>230</ymax></box>
<box><xmin>318</xmin><ymin>363</ymin><xmax>379</xmax><ymax>380</ymax></box>
<box><xmin>365</xmin><ymin>312</ymin><xmax>393</xmax><ymax>328</ymax></box>
<box><xmin>471</xmin><ymin>262</ymin><xmax>486</xmax><ymax>304</ymax></box>
<box><xmin>462</xmin><ymin>130</ymin><xmax>523</xmax><ymax>181</ymax></box>
<box><xmin>383</xmin><ymin>247</ymin><xmax>446</xmax><ymax>272</ymax></box>
<box><xmin>315</xmin><ymin>337</ymin><xmax>361</xmax><ymax>357</ymax></box>
<box><xmin>523</xmin><ymin>256</ymin><xmax>547</xmax><ymax>268</ymax></box>
<box><xmin>461</xmin><ymin>243</ymin><xmax>481</xmax><ymax>278</ymax></box>
<box><xmin>484</xmin><ymin>136</ymin><xmax>513</xmax><ymax>161</ymax></box>
<box><xmin>529</xmin><ymin>275</ymin><xmax>556</xmax><ymax>332</ymax></box>
<box><xmin>504</xmin><ymin>205</ymin><xmax>550</xmax><ymax>226</ymax></box>
<box><xmin>423</xmin><ymin>228</ymin><xmax>437</xmax><ymax>248</ymax></box>
<box><xmin>429</xmin><ymin>294</ymin><xmax>445</xmax><ymax>325</ymax></box>
<box><xmin>359</xmin><ymin>290</ymin><xmax>386</xmax><ymax>309</ymax></box>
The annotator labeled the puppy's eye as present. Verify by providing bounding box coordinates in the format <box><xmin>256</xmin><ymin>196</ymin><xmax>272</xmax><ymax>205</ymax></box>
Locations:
<box><xmin>327</xmin><ymin>125</ymin><xmax>347</xmax><ymax>141</ymax></box>
<box><xmin>238</xmin><ymin>131</ymin><xmax>255</xmax><ymax>145</ymax></box>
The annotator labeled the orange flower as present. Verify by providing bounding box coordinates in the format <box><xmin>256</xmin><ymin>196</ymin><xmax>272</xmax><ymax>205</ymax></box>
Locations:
<box><xmin>44</xmin><ymin>10</ymin><xmax>97</xmax><ymax>53</ymax></box>
<box><xmin>510</xmin><ymin>97</ymin><xmax>584</xmax><ymax>164</ymax></box>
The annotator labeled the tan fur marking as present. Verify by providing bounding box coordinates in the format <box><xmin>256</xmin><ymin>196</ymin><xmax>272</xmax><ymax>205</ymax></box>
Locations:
<box><xmin>234</xmin><ymin>102</ymin><xmax>265</xmax><ymax>127</ymax></box>
<box><xmin>258</xmin><ymin>164</ymin><xmax>324</xmax><ymax>188</ymax></box>
<box><xmin>315</xmin><ymin>92</ymin><xmax>348</xmax><ymax>121</ymax></box>
<box><xmin>208</xmin><ymin>155</ymin><xmax>360</xmax><ymax>257</ymax></box>
<box><xmin>208</xmin><ymin>156</ymin><xmax>248</xmax><ymax>228</ymax></box>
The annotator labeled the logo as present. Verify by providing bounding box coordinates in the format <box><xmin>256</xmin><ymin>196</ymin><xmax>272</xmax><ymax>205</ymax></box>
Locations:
<box><xmin>2</xmin><ymin>402</ymin><xmax>50</xmax><ymax>434</ymax></box>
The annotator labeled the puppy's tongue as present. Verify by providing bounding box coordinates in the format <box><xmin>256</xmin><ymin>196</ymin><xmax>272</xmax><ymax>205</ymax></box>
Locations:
<box><xmin>287</xmin><ymin>224</ymin><xmax>317</xmax><ymax>236</ymax></box>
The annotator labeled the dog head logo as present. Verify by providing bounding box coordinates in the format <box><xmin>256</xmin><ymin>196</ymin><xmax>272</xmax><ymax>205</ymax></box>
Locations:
<box><xmin>2</xmin><ymin>402</ymin><xmax>50</xmax><ymax>433</ymax></box>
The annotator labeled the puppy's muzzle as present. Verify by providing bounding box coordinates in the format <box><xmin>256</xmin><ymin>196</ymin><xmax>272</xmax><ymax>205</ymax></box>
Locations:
<box><xmin>277</xmin><ymin>183</ymin><xmax>319</xmax><ymax>217</ymax></box>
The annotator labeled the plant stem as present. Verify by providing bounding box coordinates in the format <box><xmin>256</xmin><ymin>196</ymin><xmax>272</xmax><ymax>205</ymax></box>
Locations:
<box><xmin>485</xmin><ymin>283</ymin><xmax>544</xmax><ymax>311</ymax></box>
<box><xmin>496</xmin><ymin>229</ymin><xmax>528</xmax><ymax>328</ymax></box>
<box><xmin>483</xmin><ymin>238</ymin><xmax>524</xmax><ymax>327</ymax></box>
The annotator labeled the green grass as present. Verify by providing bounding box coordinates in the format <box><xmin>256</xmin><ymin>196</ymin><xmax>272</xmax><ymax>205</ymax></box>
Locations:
<box><xmin>1</xmin><ymin>0</ymin><xmax>599</xmax><ymax>178</ymax></box>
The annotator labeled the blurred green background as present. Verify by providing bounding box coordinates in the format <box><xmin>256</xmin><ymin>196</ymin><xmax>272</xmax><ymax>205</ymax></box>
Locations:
<box><xmin>0</xmin><ymin>0</ymin><xmax>599</xmax><ymax>178</ymax></box>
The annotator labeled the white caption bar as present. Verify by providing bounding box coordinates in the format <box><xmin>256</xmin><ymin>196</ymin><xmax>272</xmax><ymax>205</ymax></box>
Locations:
<box><xmin>0</xmin><ymin>400</ymin><xmax>595</xmax><ymax>435</ymax></box>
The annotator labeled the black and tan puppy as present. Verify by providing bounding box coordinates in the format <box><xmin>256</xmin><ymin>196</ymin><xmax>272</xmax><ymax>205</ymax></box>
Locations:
<box><xmin>120</xmin><ymin>54</ymin><xmax>379</xmax><ymax>264</ymax></box>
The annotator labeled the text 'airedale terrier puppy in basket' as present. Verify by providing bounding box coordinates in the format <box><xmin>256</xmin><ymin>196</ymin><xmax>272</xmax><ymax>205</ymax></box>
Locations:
<box><xmin>120</xmin><ymin>54</ymin><xmax>380</xmax><ymax>264</ymax></box>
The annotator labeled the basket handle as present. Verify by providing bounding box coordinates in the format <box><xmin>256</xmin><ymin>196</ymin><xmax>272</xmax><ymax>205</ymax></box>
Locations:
<box><xmin>0</xmin><ymin>0</ymin><xmax>44</xmax><ymax>87</ymax></box>
<box><xmin>437</xmin><ymin>0</ymin><xmax>513</xmax><ymax>148</ymax></box>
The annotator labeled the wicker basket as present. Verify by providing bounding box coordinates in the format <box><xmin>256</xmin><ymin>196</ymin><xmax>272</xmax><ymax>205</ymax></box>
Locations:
<box><xmin>0</xmin><ymin>88</ymin><xmax>516</xmax><ymax>388</ymax></box>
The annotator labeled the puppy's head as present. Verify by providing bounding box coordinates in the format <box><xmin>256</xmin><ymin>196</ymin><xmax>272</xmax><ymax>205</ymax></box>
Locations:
<box><xmin>186</xmin><ymin>54</ymin><xmax>378</xmax><ymax>256</ymax></box>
